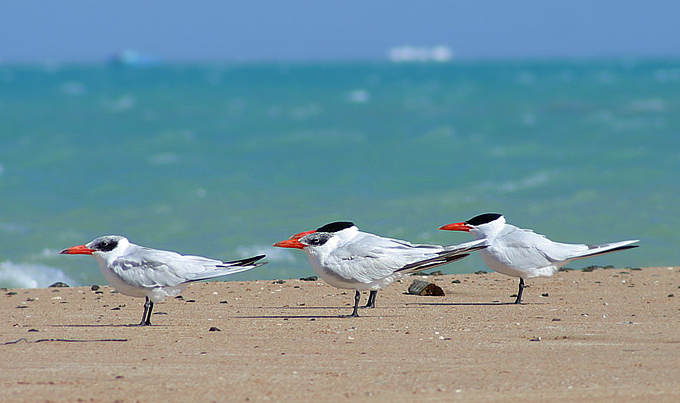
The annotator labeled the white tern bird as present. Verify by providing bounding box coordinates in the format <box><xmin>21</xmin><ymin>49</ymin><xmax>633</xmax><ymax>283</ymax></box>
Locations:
<box><xmin>439</xmin><ymin>213</ymin><xmax>639</xmax><ymax>303</ymax></box>
<box><xmin>60</xmin><ymin>235</ymin><xmax>267</xmax><ymax>325</ymax></box>
<box><xmin>273</xmin><ymin>221</ymin><xmax>487</xmax><ymax>317</ymax></box>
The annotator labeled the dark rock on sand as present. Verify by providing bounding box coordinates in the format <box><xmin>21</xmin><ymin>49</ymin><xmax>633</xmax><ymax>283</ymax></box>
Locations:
<box><xmin>407</xmin><ymin>279</ymin><xmax>445</xmax><ymax>296</ymax></box>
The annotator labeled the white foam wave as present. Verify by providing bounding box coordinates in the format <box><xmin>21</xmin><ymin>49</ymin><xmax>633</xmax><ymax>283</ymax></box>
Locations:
<box><xmin>347</xmin><ymin>89</ymin><xmax>370</xmax><ymax>104</ymax></box>
<box><xmin>500</xmin><ymin>172</ymin><xmax>551</xmax><ymax>192</ymax></box>
<box><xmin>149</xmin><ymin>153</ymin><xmax>181</xmax><ymax>165</ymax></box>
<box><xmin>0</xmin><ymin>261</ymin><xmax>76</xmax><ymax>289</ymax></box>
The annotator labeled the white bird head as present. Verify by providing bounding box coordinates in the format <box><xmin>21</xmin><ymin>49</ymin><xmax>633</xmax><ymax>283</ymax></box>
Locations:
<box><xmin>60</xmin><ymin>235</ymin><xmax>130</xmax><ymax>259</ymax></box>
<box><xmin>273</xmin><ymin>221</ymin><xmax>358</xmax><ymax>251</ymax></box>
<box><xmin>439</xmin><ymin>213</ymin><xmax>506</xmax><ymax>238</ymax></box>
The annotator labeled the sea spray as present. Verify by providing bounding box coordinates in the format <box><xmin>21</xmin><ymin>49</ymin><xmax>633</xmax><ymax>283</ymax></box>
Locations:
<box><xmin>0</xmin><ymin>261</ymin><xmax>76</xmax><ymax>289</ymax></box>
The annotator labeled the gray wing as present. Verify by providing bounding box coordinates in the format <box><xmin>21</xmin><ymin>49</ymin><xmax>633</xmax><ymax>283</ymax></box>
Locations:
<box><xmin>111</xmin><ymin>245</ymin><xmax>265</xmax><ymax>287</ymax></box>
<box><xmin>325</xmin><ymin>233</ymin><xmax>465</xmax><ymax>283</ymax></box>
<box><xmin>495</xmin><ymin>225</ymin><xmax>592</xmax><ymax>267</ymax></box>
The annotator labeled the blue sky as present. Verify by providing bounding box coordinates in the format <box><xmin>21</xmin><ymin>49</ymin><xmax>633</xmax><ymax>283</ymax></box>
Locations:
<box><xmin>1</xmin><ymin>1</ymin><xmax>678</xmax><ymax>63</ymax></box>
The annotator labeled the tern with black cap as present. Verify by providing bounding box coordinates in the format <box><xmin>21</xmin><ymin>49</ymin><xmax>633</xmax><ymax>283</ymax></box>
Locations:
<box><xmin>274</xmin><ymin>221</ymin><xmax>487</xmax><ymax>317</ymax></box>
<box><xmin>439</xmin><ymin>213</ymin><xmax>639</xmax><ymax>303</ymax></box>
<box><xmin>60</xmin><ymin>235</ymin><xmax>267</xmax><ymax>325</ymax></box>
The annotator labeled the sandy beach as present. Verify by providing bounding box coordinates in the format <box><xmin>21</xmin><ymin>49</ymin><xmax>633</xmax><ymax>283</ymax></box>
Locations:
<box><xmin>1</xmin><ymin>266</ymin><xmax>679</xmax><ymax>402</ymax></box>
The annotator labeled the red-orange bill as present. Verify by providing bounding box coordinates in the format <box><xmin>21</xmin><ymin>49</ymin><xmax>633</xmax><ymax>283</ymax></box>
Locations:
<box><xmin>272</xmin><ymin>230</ymin><xmax>315</xmax><ymax>249</ymax></box>
<box><xmin>438</xmin><ymin>222</ymin><xmax>471</xmax><ymax>232</ymax></box>
<box><xmin>59</xmin><ymin>245</ymin><xmax>95</xmax><ymax>255</ymax></box>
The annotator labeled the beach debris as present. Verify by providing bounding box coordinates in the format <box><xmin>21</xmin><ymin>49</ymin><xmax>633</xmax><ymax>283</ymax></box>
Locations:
<box><xmin>530</xmin><ymin>337</ymin><xmax>542</xmax><ymax>342</ymax></box>
<box><xmin>6</xmin><ymin>291</ymin><xmax>17</xmax><ymax>296</ymax></box>
<box><xmin>273</xmin><ymin>280</ymin><xmax>286</xmax><ymax>284</ymax></box>
<box><xmin>451</xmin><ymin>279</ymin><xmax>461</xmax><ymax>284</ymax></box>
<box><xmin>582</xmin><ymin>265</ymin><xmax>614</xmax><ymax>272</ymax></box>
<box><xmin>300</xmin><ymin>276</ymin><xmax>318</xmax><ymax>281</ymax></box>
<box><xmin>474</xmin><ymin>270</ymin><xmax>488</xmax><ymax>275</ymax></box>
<box><xmin>209</xmin><ymin>327</ymin><xmax>221</xmax><ymax>332</ymax></box>
<box><xmin>91</xmin><ymin>285</ymin><xmax>100</xmax><ymax>291</ymax></box>
<box><xmin>28</xmin><ymin>329</ymin><xmax>39</xmax><ymax>332</ymax></box>
<box><xmin>407</xmin><ymin>279</ymin><xmax>445</xmax><ymax>296</ymax></box>
<box><xmin>49</xmin><ymin>282</ymin><xmax>70</xmax><ymax>288</ymax></box>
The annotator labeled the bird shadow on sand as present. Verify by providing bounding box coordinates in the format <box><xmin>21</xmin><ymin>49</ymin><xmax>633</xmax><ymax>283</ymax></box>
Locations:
<box><xmin>406</xmin><ymin>301</ymin><xmax>547</xmax><ymax>306</ymax></box>
<box><xmin>46</xmin><ymin>323</ymin><xmax>172</xmax><ymax>328</ymax></box>
<box><xmin>231</xmin><ymin>305</ymin><xmax>408</xmax><ymax>319</ymax></box>
<box><xmin>234</xmin><ymin>314</ymin><xmax>355</xmax><ymax>319</ymax></box>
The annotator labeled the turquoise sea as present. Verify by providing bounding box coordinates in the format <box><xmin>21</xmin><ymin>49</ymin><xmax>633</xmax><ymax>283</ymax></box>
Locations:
<box><xmin>1</xmin><ymin>59</ymin><xmax>678</xmax><ymax>288</ymax></box>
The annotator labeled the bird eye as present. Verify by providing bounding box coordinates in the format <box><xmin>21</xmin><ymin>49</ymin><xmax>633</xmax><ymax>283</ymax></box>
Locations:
<box><xmin>96</xmin><ymin>239</ymin><xmax>118</xmax><ymax>252</ymax></box>
<box><xmin>307</xmin><ymin>234</ymin><xmax>329</xmax><ymax>246</ymax></box>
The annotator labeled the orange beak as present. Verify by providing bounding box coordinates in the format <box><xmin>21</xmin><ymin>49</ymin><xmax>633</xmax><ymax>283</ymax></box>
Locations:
<box><xmin>438</xmin><ymin>222</ymin><xmax>472</xmax><ymax>232</ymax></box>
<box><xmin>273</xmin><ymin>230</ymin><xmax>315</xmax><ymax>249</ymax></box>
<box><xmin>59</xmin><ymin>244</ymin><xmax>95</xmax><ymax>255</ymax></box>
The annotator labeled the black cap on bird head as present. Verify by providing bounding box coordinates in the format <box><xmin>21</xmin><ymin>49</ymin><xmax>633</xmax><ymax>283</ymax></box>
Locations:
<box><xmin>466</xmin><ymin>213</ymin><xmax>503</xmax><ymax>226</ymax></box>
<box><xmin>315</xmin><ymin>221</ymin><xmax>355</xmax><ymax>233</ymax></box>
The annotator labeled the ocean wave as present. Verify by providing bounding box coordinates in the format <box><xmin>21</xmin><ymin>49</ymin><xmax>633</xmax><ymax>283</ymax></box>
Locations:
<box><xmin>102</xmin><ymin>95</ymin><xmax>136</xmax><ymax>113</ymax></box>
<box><xmin>0</xmin><ymin>261</ymin><xmax>76</xmax><ymax>289</ymax></box>
<box><xmin>149</xmin><ymin>153</ymin><xmax>181</xmax><ymax>165</ymax></box>
<box><xmin>58</xmin><ymin>81</ymin><xmax>86</xmax><ymax>96</ymax></box>
<box><xmin>0</xmin><ymin>222</ymin><xmax>29</xmax><ymax>234</ymax></box>
<box><xmin>482</xmin><ymin>171</ymin><xmax>552</xmax><ymax>194</ymax></box>
<box><xmin>347</xmin><ymin>89</ymin><xmax>370</xmax><ymax>104</ymax></box>
<box><xmin>654</xmin><ymin>68</ymin><xmax>680</xmax><ymax>83</ymax></box>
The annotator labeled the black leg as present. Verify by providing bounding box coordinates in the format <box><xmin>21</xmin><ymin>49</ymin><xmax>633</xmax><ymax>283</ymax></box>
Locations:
<box><xmin>341</xmin><ymin>290</ymin><xmax>361</xmax><ymax>318</ymax></box>
<box><xmin>364</xmin><ymin>290</ymin><xmax>377</xmax><ymax>308</ymax></box>
<box><xmin>138</xmin><ymin>296</ymin><xmax>154</xmax><ymax>326</ymax></box>
<box><xmin>514</xmin><ymin>278</ymin><xmax>525</xmax><ymax>304</ymax></box>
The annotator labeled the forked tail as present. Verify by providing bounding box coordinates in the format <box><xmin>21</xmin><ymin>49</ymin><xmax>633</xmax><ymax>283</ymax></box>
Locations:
<box><xmin>187</xmin><ymin>254</ymin><xmax>268</xmax><ymax>282</ymax></box>
<box><xmin>575</xmin><ymin>240</ymin><xmax>639</xmax><ymax>260</ymax></box>
<box><xmin>223</xmin><ymin>254</ymin><xmax>267</xmax><ymax>267</ymax></box>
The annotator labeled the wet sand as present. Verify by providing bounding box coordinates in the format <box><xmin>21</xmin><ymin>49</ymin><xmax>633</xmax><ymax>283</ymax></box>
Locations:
<box><xmin>1</xmin><ymin>266</ymin><xmax>679</xmax><ymax>402</ymax></box>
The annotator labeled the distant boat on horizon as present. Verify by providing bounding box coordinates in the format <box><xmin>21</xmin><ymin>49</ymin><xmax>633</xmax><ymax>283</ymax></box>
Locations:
<box><xmin>108</xmin><ymin>50</ymin><xmax>159</xmax><ymax>67</ymax></box>
<box><xmin>388</xmin><ymin>46</ymin><xmax>454</xmax><ymax>63</ymax></box>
